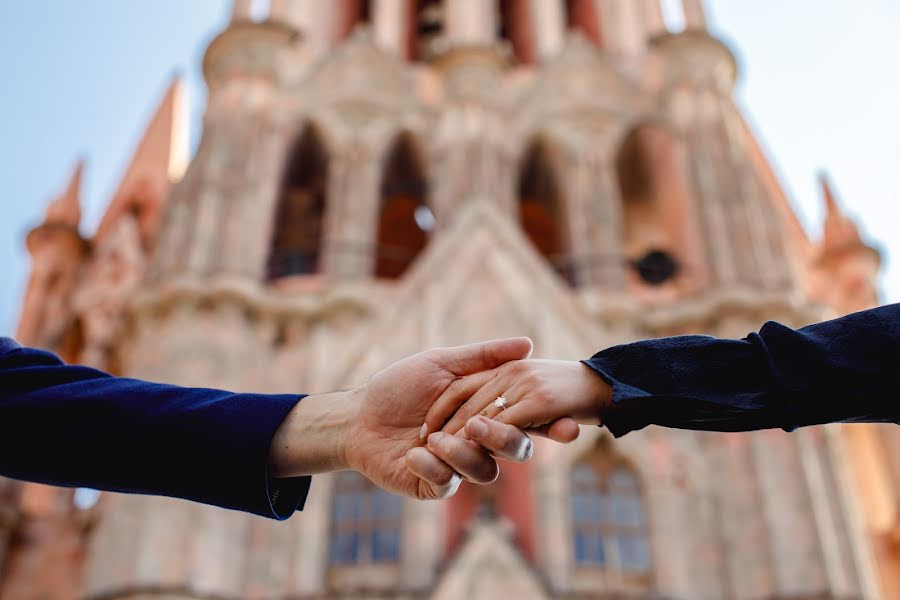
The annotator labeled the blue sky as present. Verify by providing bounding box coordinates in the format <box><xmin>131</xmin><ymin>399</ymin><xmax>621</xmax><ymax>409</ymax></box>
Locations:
<box><xmin>0</xmin><ymin>1</ymin><xmax>897</xmax><ymax>336</ymax></box>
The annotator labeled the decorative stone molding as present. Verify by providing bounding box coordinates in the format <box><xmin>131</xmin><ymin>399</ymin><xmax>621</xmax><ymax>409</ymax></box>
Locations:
<box><xmin>203</xmin><ymin>20</ymin><xmax>299</xmax><ymax>88</ymax></box>
<box><xmin>652</xmin><ymin>30</ymin><xmax>739</xmax><ymax>95</ymax></box>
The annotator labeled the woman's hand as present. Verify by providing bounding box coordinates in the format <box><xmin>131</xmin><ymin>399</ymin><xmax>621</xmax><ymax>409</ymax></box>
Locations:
<box><xmin>419</xmin><ymin>359</ymin><xmax>613</xmax><ymax>440</ymax></box>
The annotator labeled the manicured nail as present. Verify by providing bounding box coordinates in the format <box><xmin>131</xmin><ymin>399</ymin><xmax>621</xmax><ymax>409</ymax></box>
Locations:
<box><xmin>467</xmin><ymin>416</ymin><xmax>488</xmax><ymax>439</ymax></box>
<box><xmin>427</xmin><ymin>432</ymin><xmax>445</xmax><ymax>448</ymax></box>
<box><xmin>419</xmin><ymin>423</ymin><xmax>428</xmax><ymax>439</ymax></box>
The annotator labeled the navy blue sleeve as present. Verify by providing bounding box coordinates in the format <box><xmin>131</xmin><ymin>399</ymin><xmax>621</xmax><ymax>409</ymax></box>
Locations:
<box><xmin>582</xmin><ymin>304</ymin><xmax>900</xmax><ymax>437</ymax></box>
<box><xmin>0</xmin><ymin>338</ymin><xmax>310</xmax><ymax>519</ymax></box>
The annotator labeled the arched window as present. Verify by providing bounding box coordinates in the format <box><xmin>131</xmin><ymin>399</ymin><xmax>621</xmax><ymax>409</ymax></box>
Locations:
<box><xmin>565</xmin><ymin>0</ymin><xmax>603</xmax><ymax>46</ymax></box>
<box><xmin>518</xmin><ymin>140</ymin><xmax>575</xmax><ymax>286</ymax></box>
<box><xmin>413</xmin><ymin>0</ymin><xmax>445</xmax><ymax>61</ymax></box>
<box><xmin>571</xmin><ymin>460</ymin><xmax>650</xmax><ymax>573</ymax></box>
<box><xmin>615</xmin><ymin>124</ymin><xmax>685</xmax><ymax>287</ymax></box>
<box><xmin>498</xmin><ymin>0</ymin><xmax>537</xmax><ymax>64</ymax></box>
<box><xmin>267</xmin><ymin>125</ymin><xmax>329</xmax><ymax>280</ymax></box>
<box><xmin>335</xmin><ymin>0</ymin><xmax>371</xmax><ymax>40</ymax></box>
<box><xmin>330</xmin><ymin>471</ymin><xmax>403</xmax><ymax>565</ymax></box>
<box><xmin>375</xmin><ymin>134</ymin><xmax>431</xmax><ymax>279</ymax></box>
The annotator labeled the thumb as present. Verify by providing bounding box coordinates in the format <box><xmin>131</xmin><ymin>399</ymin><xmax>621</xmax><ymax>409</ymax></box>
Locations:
<box><xmin>428</xmin><ymin>337</ymin><xmax>533</xmax><ymax>376</ymax></box>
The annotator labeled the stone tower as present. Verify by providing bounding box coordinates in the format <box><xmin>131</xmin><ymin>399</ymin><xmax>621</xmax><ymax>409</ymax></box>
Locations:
<box><xmin>4</xmin><ymin>1</ymin><xmax>898</xmax><ymax>598</ymax></box>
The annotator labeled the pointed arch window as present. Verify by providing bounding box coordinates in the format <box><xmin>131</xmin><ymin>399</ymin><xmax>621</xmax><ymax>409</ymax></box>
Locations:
<box><xmin>267</xmin><ymin>125</ymin><xmax>329</xmax><ymax>280</ymax></box>
<box><xmin>571</xmin><ymin>458</ymin><xmax>650</xmax><ymax>574</ymax></box>
<box><xmin>615</xmin><ymin>124</ymin><xmax>686</xmax><ymax>287</ymax></box>
<box><xmin>336</xmin><ymin>0</ymin><xmax>371</xmax><ymax>40</ymax></box>
<box><xmin>330</xmin><ymin>471</ymin><xmax>403</xmax><ymax>565</ymax></box>
<box><xmin>498</xmin><ymin>0</ymin><xmax>536</xmax><ymax>64</ymax></box>
<box><xmin>413</xmin><ymin>0</ymin><xmax>446</xmax><ymax>61</ymax></box>
<box><xmin>518</xmin><ymin>139</ymin><xmax>575</xmax><ymax>286</ymax></box>
<box><xmin>375</xmin><ymin>133</ymin><xmax>431</xmax><ymax>279</ymax></box>
<box><xmin>565</xmin><ymin>0</ymin><xmax>603</xmax><ymax>47</ymax></box>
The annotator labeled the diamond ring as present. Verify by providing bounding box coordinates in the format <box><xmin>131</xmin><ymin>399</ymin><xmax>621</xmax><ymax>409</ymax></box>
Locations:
<box><xmin>494</xmin><ymin>396</ymin><xmax>508</xmax><ymax>410</ymax></box>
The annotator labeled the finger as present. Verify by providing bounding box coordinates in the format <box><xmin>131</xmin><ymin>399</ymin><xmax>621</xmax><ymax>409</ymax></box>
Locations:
<box><xmin>440</xmin><ymin>366</ymin><xmax>519</xmax><ymax>435</ymax></box>
<box><xmin>493</xmin><ymin>392</ymin><xmax>554</xmax><ymax>431</ymax></box>
<box><xmin>427</xmin><ymin>337</ymin><xmax>533</xmax><ymax>377</ymax></box>
<box><xmin>420</xmin><ymin>369</ymin><xmax>496</xmax><ymax>440</ymax></box>
<box><xmin>542</xmin><ymin>418</ymin><xmax>581</xmax><ymax>443</ymax></box>
<box><xmin>427</xmin><ymin>432</ymin><xmax>499</xmax><ymax>485</ymax></box>
<box><xmin>404</xmin><ymin>447</ymin><xmax>463</xmax><ymax>499</ymax></box>
<box><xmin>464</xmin><ymin>416</ymin><xmax>535</xmax><ymax>463</ymax></box>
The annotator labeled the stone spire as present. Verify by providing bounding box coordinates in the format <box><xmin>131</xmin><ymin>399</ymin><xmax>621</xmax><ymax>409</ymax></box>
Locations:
<box><xmin>17</xmin><ymin>163</ymin><xmax>91</xmax><ymax>349</ymax></box>
<box><xmin>43</xmin><ymin>159</ymin><xmax>84</xmax><ymax>228</ymax></box>
<box><xmin>819</xmin><ymin>171</ymin><xmax>863</xmax><ymax>249</ymax></box>
<box><xmin>814</xmin><ymin>172</ymin><xmax>880</xmax><ymax>315</ymax></box>
<box><xmin>94</xmin><ymin>76</ymin><xmax>188</xmax><ymax>246</ymax></box>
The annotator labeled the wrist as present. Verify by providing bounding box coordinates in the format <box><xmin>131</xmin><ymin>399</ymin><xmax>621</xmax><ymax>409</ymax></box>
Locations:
<box><xmin>576</xmin><ymin>361</ymin><xmax>613</xmax><ymax>423</ymax></box>
<box><xmin>268</xmin><ymin>388</ymin><xmax>363</xmax><ymax>477</ymax></box>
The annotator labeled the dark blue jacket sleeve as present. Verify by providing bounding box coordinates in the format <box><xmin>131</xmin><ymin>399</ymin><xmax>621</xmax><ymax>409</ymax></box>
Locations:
<box><xmin>582</xmin><ymin>304</ymin><xmax>900</xmax><ymax>437</ymax></box>
<box><xmin>0</xmin><ymin>338</ymin><xmax>310</xmax><ymax>519</ymax></box>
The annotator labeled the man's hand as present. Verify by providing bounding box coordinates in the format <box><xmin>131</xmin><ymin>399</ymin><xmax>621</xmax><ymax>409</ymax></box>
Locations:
<box><xmin>268</xmin><ymin>338</ymin><xmax>580</xmax><ymax>500</ymax></box>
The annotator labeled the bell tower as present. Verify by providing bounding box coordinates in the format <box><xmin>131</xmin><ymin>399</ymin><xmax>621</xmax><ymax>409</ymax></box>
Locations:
<box><xmin>6</xmin><ymin>1</ymin><xmax>892</xmax><ymax>599</ymax></box>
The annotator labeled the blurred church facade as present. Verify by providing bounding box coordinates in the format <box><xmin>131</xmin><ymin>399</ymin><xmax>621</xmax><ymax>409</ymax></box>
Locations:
<box><xmin>3</xmin><ymin>0</ymin><xmax>898</xmax><ymax>598</ymax></box>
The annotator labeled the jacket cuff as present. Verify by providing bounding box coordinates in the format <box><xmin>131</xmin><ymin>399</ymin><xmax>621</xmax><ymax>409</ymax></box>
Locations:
<box><xmin>265</xmin><ymin>470</ymin><xmax>311</xmax><ymax>519</ymax></box>
<box><xmin>255</xmin><ymin>394</ymin><xmax>311</xmax><ymax>519</ymax></box>
<box><xmin>580</xmin><ymin>358</ymin><xmax>653</xmax><ymax>438</ymax></box>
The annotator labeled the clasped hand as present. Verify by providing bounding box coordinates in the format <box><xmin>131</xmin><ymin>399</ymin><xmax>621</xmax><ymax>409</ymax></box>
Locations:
<box><xmin>268</xmin><ymin>338</ymin><xmax>612</xmax><ymax>501</ymax></box>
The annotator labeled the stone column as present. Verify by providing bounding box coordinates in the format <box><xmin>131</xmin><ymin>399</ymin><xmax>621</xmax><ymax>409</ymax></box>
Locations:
<box><xmin>322</xmin><ymin>141</ymin><xmax>382</xmax><ymax>281</ymax></box>
<box><xmin>709</xmin><ymin>432</ymin><xmax>775</xmax><ymax>598</ymax></box>
<box><xmin>582</xmin><ymin>148</ymin><xmax>626</xmax><ymax>290</ymax></box>
<box><xmin>682</xmin><ymin>0</ymin><xmax>707</xmax><ymax>29</ymax></box>
<box><xmin>219</xmin><ymin>115</ymin><xmax>291</xmax><ymax>279</ymax></box>
<box><xmin>275</xmin><ymin>0</ymin><xmax>338</xmax><ymax>48</ymax></box>
<box><xmin>372</xmin><ymin>0</ymin><xmax>412</xmax><ymax>57</ymax></box>
<box><xmin>231</xmin><ymin>0</ymin><xmax>252</xmax><ymax>21</ymax></box>
<box><xmin>528</xmin><ymin>0</ymin><xmax>566</xmax><ymax>61</ymax></box>
<box><xmin>749</xmin><ymin>430</ymin><xmax>830</xmax><ymax>597</ymax></box>
<box><xmin>640</xmin><ymin>0</ymin><xmax>667</xmax><ymax>37</ymax></box>
<box><xmin>444</xmin><ymin>0</ymin><xmax>498</xmax><ymax>46</ymax></box>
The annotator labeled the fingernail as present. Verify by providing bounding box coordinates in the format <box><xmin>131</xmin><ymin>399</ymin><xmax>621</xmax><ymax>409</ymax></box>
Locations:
<box><xmin>419</xmin><ymin>423</ymin><xmax>428</xmax><ymax>439</ymax></box>
<box><xmin>467</xmin><ymin>417</ymin><xmax>488</xmax><ymax>439</ymax></box>
<box><xmin>427</xmin><ymin>432</ymin><xmax>445</xmax><ymax>447</ymax></box>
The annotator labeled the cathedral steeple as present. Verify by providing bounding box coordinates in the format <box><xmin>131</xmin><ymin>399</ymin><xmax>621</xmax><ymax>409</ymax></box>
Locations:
<box><xmin>820</xmin><ymin>172</ymin><xmax>863</xmax><ymax>248</ymax></box>
<box><xmin>43</xmin><ymin>159</ymin><xmax>84</xmax><ymax>229</ymax></box>
<box><xmin>814</xmin><ymin>172</ymin><xmax>880</xmax><ymax>314</ymax></box>
<box><xmin>17</xmin><ymin>162</ymin><xmax>90</xmax><ymax>350</ymax></box>
<box><xmin>94</xmin><ymin>77</ymin><xmax>187</xmax><ymax>248</ymax></box>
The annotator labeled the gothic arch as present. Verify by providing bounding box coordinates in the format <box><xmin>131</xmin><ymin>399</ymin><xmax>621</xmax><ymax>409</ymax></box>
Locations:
<box><xmin>266</xmin><ymin>123</ymin><xmax>330</xmax><ymax>280</ymax></box>
<box><xmin>374</xmin><ymin>132</ymin><xmax>431</xmax><ymax>279</ymax></box>
<box><xmin>498</xmin><ymin>0</ymin><xmax>536</xmax><ymax>64</ymax></box>
<box><xmin>614</xmin><ymin>122</ymin><xmax>692</xmax><ymax>289</ymax></box>
<box><xmin>565</xmin><ymin>0</ymin><xmax>603</xmax><ymax>47</ymax></box>
<box><xmin>516</xmin><ymin>137</ymin><xmax>575</xmax><ymax>286</ymax></box>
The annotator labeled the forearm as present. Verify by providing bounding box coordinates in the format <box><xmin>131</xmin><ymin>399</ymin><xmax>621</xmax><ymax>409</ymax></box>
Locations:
<box><xmin>268</xmin><ymin>389</ymin><xmax>360</xmax><ymax>478</ymax></box>
<box><xmin>584</xmin><ymin>304</ymin><xmax>900</xmax><ymax>437</ymax></box>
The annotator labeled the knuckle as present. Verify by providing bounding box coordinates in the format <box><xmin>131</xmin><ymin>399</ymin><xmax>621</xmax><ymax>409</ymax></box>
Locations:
<box><xmin>509</xmin><ymin>360</ymin><xmax>528</xmax><ymax>376</ymax></box>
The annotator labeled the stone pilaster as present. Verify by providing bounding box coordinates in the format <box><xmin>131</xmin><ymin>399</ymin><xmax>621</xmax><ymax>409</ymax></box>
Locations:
<box><xmin>566</xmin><ymin>145</ymin><xmax>626</xmax><ymax>290</ymax></box>
<box><xmin>372</xmin><ymin>0</ymin><xmax>413</xmax><ymax>57</ymax></box>
<box><xmin>444</xmin><ymin>0</ymin><xmax>498</xmax><ymax>47</ymax></box>
<box><xmin>528</xmin><ymin>0</ymin><xmax>565</xmax><ymax>61</ymax></box>
<box><xmin>322</xmin><ymin>140</ymin><xmax>383</xmax><ymax>281</ymax></box>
